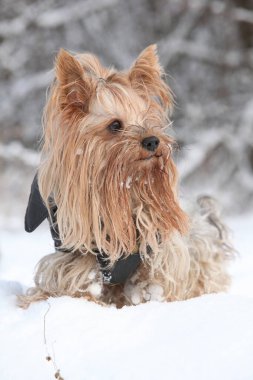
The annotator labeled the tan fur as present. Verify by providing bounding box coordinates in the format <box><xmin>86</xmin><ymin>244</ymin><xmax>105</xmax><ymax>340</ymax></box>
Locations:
<box><xmin>18</xmin><ymin>45</ymin><xmax>234</xmax><ymax>308</ymax></box>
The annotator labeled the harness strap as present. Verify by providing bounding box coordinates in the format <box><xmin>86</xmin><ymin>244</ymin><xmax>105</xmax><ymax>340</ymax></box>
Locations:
<box><xmin>25</xmin><ymin>174</ymin><xmax>141</xmax><ymax>284</ymax></box>
<box><xmin>96</xmin><ymin>250</ymin><xmax>141</xmax><ymax>284</ymax></box>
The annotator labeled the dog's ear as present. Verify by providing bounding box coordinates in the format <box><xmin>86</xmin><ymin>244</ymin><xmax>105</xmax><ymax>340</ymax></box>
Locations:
<box><xmin>129</xmin><ymin>45</ymin><xmax>162</xmax><ymax>79</ymax></box>
<box><xmin>55</xmin><ymin>49</ymin><xmax>92</xmax><ymax>111</ymax></box>
<box><xmin>129</xmin><ymin>45</ymin><xmax>173</xmax><ymax>111</ymax></box>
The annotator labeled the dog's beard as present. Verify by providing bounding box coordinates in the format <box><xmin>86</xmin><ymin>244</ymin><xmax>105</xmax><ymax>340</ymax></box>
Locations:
<box><xmin>39</xmin><ymin>132</ymin><xmax>188</xmax><ymax>261</ymax></box>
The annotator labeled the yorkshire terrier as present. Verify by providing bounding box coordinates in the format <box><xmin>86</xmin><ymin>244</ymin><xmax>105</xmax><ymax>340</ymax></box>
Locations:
<box><xmin>19</xmin><ymin>45</ymin><xmax>234</xmax><ymax>308</ymax></box>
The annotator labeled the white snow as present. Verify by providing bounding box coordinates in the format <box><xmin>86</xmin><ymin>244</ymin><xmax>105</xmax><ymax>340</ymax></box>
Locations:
<box><xmin>87</xmin><ymin>282</ymin><xmax>102</xmax><ymax>297</ymax></box>
<box><xmin>0</xmin><ymin>141</ymin><xmax>39</xmax><ymax>167</ymax></box>
<box><xmin>125</xmin><ymin>176</ymin><xmax>132</xmax><ymax>189</ymax></box>
<box><xmin>0</xmin><ymin>215</ymin><xmax>253</xmax><ymax>380</ymax></box>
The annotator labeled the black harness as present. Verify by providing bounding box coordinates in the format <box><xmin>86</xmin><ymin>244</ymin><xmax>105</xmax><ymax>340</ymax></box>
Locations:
<box><xmin>25</xmin><ymin>175</ymin><xmax>141</xmax><ymax>285</ymax></box>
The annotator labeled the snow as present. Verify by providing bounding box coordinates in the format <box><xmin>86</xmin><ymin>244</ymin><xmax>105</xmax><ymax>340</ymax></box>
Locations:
<box><xmin>37</xmin><ymin>0</ymin><xmax>118</xmax><ymax>28</ymax></box>
<box><xmin>0</xmin><ymin>141</ymin><xmax>39</xmax><ymax>167</ymax></box>
<box><xmin>0</xmin><ymin>215</ymin><xmax>253</xmax><ymax>380</ymax></box>
<box><xmin>125</xmin><ymin>176</ymin><xmax>132</xmax><ymax>189</ymax></box>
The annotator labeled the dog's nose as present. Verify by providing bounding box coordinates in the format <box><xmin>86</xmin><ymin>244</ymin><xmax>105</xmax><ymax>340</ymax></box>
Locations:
<box><xmin>141</xmin><ymin>136</ymin><xmax>160</xmax><ymax>152</ymax></box>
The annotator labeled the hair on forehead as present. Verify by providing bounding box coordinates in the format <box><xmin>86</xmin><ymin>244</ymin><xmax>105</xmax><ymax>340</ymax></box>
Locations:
<box><xmin>76</xmin><ymin>52</ymin><xmax>116</xmax><ymax>80</ymax></box>
<box><xmin>93</xmin><ymin>78</ymin><xmax>149</xmax><ymax>119</ymax></box>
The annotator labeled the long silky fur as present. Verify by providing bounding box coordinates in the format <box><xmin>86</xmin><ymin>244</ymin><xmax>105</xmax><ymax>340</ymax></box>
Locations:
<box><xmin>19</xmin><ymin>45</ymin><xmax>234</xmax><ymax>308</ymax></box>
<box><xmin>38</xmin><ymin>46</ymin><xmax>188</xmax><ymax>262</ymax></box>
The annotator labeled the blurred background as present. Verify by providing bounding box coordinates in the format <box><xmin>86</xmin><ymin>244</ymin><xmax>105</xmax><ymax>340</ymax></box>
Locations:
<box><xmin>0</xmin><ymin>0</ymin><xmax>253</xmax><ymax>228</ymax></box>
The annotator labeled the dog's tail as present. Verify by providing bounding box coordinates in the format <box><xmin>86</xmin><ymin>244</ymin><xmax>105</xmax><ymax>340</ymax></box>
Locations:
<box><xmin>196</xmin><ymin>195</ymin><xmax>236</xmax><ymax>259</ymax></box>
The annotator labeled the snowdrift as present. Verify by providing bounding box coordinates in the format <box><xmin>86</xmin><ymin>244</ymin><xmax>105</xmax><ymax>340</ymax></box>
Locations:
<box><xmin>1</xmin><ymin>288</ymin><xmax>253</xmax><ymax>380</ymax></box>
<box><xmin>0</xmin><ymin>215</ymin><xmax>253</xmax><ymax>380</ymax></box>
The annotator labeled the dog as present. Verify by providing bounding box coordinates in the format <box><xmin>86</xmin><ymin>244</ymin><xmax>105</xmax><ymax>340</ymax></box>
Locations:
<box><xmin>19</xmin><ymin>45</ymin><xmax>234</xmax><ymax>308</ymax></box>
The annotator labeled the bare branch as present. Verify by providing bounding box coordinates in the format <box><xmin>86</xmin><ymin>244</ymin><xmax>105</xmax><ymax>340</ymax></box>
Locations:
<box><xmin>233</xmin><ymin>8</ymin><xmax>253</xmax><ymax>24</ymax></box>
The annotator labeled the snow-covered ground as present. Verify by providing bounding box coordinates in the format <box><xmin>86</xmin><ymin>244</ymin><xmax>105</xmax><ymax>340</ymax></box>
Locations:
<box><xmin>0</xmin><ymin>215</ymin><xmax>253</xmax><ymax>380</ymax></box>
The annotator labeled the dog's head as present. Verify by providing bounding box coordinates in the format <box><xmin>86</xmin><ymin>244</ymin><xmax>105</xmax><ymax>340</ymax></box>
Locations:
<box><xmin>40</xmin><ymin>45</ymin><xmax>188</xmax><ymax>259</ymax></box>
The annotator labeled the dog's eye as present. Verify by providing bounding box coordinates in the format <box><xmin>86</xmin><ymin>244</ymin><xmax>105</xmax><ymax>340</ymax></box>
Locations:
<box><xmin>108</xmin><ymin>120</ymin><xmax>123</xmax><ymax>133</ymax></box>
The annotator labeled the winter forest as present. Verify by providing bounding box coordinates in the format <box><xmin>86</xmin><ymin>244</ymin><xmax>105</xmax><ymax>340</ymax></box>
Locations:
<box><xmin>0</xmin><ymin>1</ymin><xmax>253</xmax><ymax>380</ymax></box>
<box><xmin>0</xmin><ymin>0</ymin><xmax>253</xmax><ymax>223</ymax></box>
